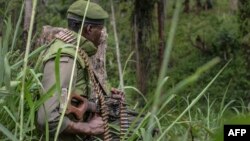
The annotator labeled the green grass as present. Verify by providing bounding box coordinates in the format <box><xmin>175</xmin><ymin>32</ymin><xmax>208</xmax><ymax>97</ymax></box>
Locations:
<box><xmin>0</xmin><ymin>0</ymin><xmax>249</xmax><ymax>140</ymax></box>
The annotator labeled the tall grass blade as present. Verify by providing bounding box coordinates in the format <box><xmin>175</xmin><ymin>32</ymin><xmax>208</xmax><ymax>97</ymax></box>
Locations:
<box><xmin>0</xmin><ymin>42</ymin><xmax>3</xmax><ymax>86</ymax></box>
<box><xmin>0</xmin><ymin>17</ymin><xmax>12</xmax><ymax>87</ymax></box>
<box><xmin>0</xmin><ymin>123</ymin><xmax>18</xmax><ymax>141</ymax></box>
<box><xmin>34</xmin><ymin>84</ymin><xmax>56</xmax><ymax>110</ymax></box>
<box><xmin>19</xmin><ymin>0</ymin><xmax>38</xmax><ymax>139</ymax></box>
<box><xmin>157</xmin><ymin>60</ymin><xmax>230</xmax><ymax>141</ymax></box>
<box><xmin>124</xmin><ymin>86</ymin><xmax>147</xmax><ymax>103</ymax></box>
<box><xmin>3</xmin><ymin>106</ymin><xmax>18</xmax><ymax>126</ymax></box>
<box><xmin>157</xmin><ymin>94</ymin><xmax>176</xmax><ymax>115</ymax></box>
<box><xmin>0</xmin><ymin>90</ymin><xmax>10</xmax><ymax>96</ymax></box>
<box><xmin>155</xmin><ymin>57</ymin><xmax>220</xmax><ymax>127</ymax></box>
<box><xmin>23</xmin><ymin>83</ymin><xmax>36</xmax><ymax>134</ymax></box>
<box><xmin>147</xmin><ymin>0</ymin><xmax>181</xmax><ymax>139</ymax></box>
<box><xmin>217</xmin><ymin>100</ymin><xmax>235</xmax><ymax>124</ymax></box>
<box><xmin>10</xmin><ymin>2</ymin><xmax>24</xmax><ymax>52</ymax></box>
<box><xmin>2</xmin><ymin>17</ymin><xmax>12</xmax><ymax>54</ymax></box>
<box><xmin>55</xmin><ymin>49</ymin><xmax>62</xmax><ymax>98</ymax></box>
<box><xmin>11</xmin><ymin>44</ymin><xmax>48</xmax><ymax>70</ymax></box>
<box><xmin>29</xmin><ymin>69</ymin><xmax>44</xmax><ymax>91</ymax></box>
<box><xmin>153</xmin><ymin>115</ymin><xmax>163</xmax><ymax>134</ymax></box>
<box><xmin>110</xmin><ymin>0</ymin><xmax>124</xmax><ymax>90</ymax></box>
<box><xmin>122</xmin><ymin>51</ymin><xmax>134</xmax><ymax>77</ymax></box>
<box><xmin>205</xmin><ymin>95</ymin><xmax>216</xmax><ymax>129</ymax></box>
<box><xmin>0</xmin><ymin>81</ymin><xmax>21</xmax><ymax>92</ymax></box>
<box><xmin>219</xmin><ymin>79</ymin><xmax>232</xmax><ymax>114</ymax></box>
<box><xmin>231</xmin><ymin>107</ymin><xmax>240</xmax><ymax>115</ymax></box>
<box><xmin>127</xmin><ymin>112</ymin><xmax>151</xmax><ymax>140</ymax></box>
<box><xmin>167</xmin><ymin>57</ymin><xmax>220</xmax><ymax>96</ymax></box>
<box><xmin>24</xmin><ymin>85</ymin><xmax>34</xmax><ymax>110</ymax></box>
<box><xmin>4</xmin><ymin>54</ymin><xmax>11</xmax><ymax>91</ymax></box>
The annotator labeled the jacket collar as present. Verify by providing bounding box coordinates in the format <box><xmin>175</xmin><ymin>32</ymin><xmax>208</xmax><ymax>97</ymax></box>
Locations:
<box><xmin>55</xmin><ymin>28</ymin><xmax>97</xmax><ymax>56</ymax></box>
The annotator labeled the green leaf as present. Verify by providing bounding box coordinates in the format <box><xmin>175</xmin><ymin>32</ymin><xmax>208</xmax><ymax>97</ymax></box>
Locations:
<box><xmin>4</xmin><ymin>54</ymin><xmax>11</xmax><ymax>91</ymax></box>
<box><xmin>0</xmin><ymin>123</ymin><xmax>18</xmax><ymax>141</ymax></box>
<box><xmin>141</xmin><ymin>128</ymin><xmax>153</xmax><ymax>141</ymax></box>
<box><xmin>55</xmin><ymin>48</ymin><xmax>62</xmax><ymax>98</ymax></box>
<box><xmin>10</xmin><ymin>2</ymin><xmax>24</xmax><ymax>52</ymax></box>
<box><xmin>124</xmin><ymin>86</ymin><xmax>147</xmax><ymax>103</ymax></box>
<box><xmin>0</xmin><ymin>81</ymin><xmax>21</xmax><ymax>91</ymax></box>
<box><xmin>122</xmin><ymin>51</ymin><xmax>134</xmax><ymax>77</ymax></box>
<box><xmin>0</xmin><ymin>90</ymin><xmax>10</xmax><ymax>96</ymax></box>
<box><xmin>2</xmin><ymin>17</ymin><xmax>12</xmax><ymax>54</ymax></box>
<box><xmin>157</xmin><ymin>59</ymin><xmax>230</xmax><ymax>141</ymax></box>
<box><xmin>0</xmin><ymin>30</ymin><xmax>4</xmax><ymax>86</ymax></box>
<box><xmin>3</xmin><ymin>106</ymin><xmax>18</xmax><ymax>125</ymax></box>
<box><xmin>11</xmin><ymin>43</ymin><xmax>49</xmax><ymax>70</ymax></box>
<box><xmin>127</xmin><ymin>112</ymin><xmax>151</xmax><ymax>140</ymax></box>
<box><xmin>152</xmin><ymin>115</ymin><xmax>163</xmax><ymax>134</ymax></box>
<box><xmin>167</xmin><ymin>57</ymin><xmax>221</xmax><ymax>96</ymax></box>
<box><xmin>34</xmin><ymin>84</ymin><xmax>56</xmax><ymax>110</ymax></box>
<box><xmin>24</xmin><ymin>84</ymin><xmax>34</xmax><ymax>109</ymax></box>
<box><xmin>29</xmin><ymin>69</ymin><xmax>44</xmax><ymax>91</ymax></box>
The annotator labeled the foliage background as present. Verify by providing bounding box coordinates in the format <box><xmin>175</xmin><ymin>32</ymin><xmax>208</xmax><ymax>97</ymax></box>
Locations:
<box><xmin>0</xmin><ymin>0</ymin><xmax>249</xmax><ymax>140</ymax></box>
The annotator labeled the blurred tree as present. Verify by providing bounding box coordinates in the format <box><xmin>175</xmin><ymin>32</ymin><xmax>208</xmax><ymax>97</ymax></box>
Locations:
<box><xmin>23</xmin><ymin>0</ymin><xmax>32</xmax><ymax>49</ymax></box>
<box><xmin>90</xmin><ymin>0</ymin><xmax>108</xmax><ymax>89</ymax></box>
<box><xmin>230</xmin><ymin>0</ymin><xmax>238</xmax><ymax>13</ymax></box>
<box><xmin>238</xmin><ymin>0</ymin><xmax>250</xmax><ymax>37</ymax></box>
<box><xmin>204</xmin><ymin>0</ymin><xmax>213</xmax><ymax>10</ymax></box>
<box><xmin>238</xmin><ymin>0</ymin><xmax>250</xmax><ymax>75</ymax></box>
<box><xmin>157</xmin><ymin>0</ymin><xmax>166</xmax><ymax>69</ymax></box>
<box><xmin>196</xmin><ymin>0</ymin><xmax>203</xmax><ymax>12</ymax></box>
<box><xmin>91</xmin><ymin>27</ymin><xmax>108</xmax><ymax>91</ymax></box>
<box><xmin>92</xmin><ymin>0</ymin><xmax>100</xmax><ymax>3</ymax></box>
<box><xmin>183</xmin><ymin>0</ymin><xmax>190</xmax><ymax>13</ymax></box>
<box><xmin>132</xmin><ymin>0</ymin><xmax>155</xmax><ymax>97</ymax></box>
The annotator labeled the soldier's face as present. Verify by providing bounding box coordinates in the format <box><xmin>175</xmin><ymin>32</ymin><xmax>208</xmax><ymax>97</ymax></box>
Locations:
<box><xmin>91</xmin><ymin>25</ymin><xmax>104</xmax><ymax>46</ymax></box>
<box><xmin>83</xmin><ymin>24</ymin><xmax>104</xmax><ymax>47</ymax></box>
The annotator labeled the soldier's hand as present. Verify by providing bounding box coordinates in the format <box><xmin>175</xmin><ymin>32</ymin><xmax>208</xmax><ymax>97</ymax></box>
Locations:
<box><xmin>87</xmin><ymin>114</ymin><xmax>105</xmax><ymax>135</ymax></box>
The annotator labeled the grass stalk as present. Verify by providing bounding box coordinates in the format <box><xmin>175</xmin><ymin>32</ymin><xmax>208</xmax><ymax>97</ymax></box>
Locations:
<box><xmin>19</xmin><ymin>0</ymin><xmax>37</xmax><ymax>140</ymax></box>
<box><xmin>11</xmin><ymin>43</ymin><xmax>49</xmax><ymax>70</ymax></box>
<box><xmin>122</xmin><ymin>51</ymin><xmax>135</xmax><ymax>77</ymax></box>
<box><xmin>157</xmin><ymin>60</ymin><xmax>230</xmax><ymax>140</ymax></box>
<box><xmin>146</xmin><ymin>1</ymin><xmax>181</xmax><ymax>139</ymax></box>
<box><xmin>11</xmin><ymin>3</ymin><xmax>24</xmax><ymax>53</ymax></box>
<box><xmin>124</xmin><ymin>86</ymin><xmax>148</xmax><ymax>103</ymax></box>
<box><xmin>205</xmin><ymin>94</ymin><xmax>216</xmax><ymax>129</ymax></box>
<box><xmin>0</xmin><ymin>123</ymin><xmax>18</xmax><ymax>141</ymax></box>
<box><xmin>204</xmin><ymin>94</ymin><xmax>210</xmax><ymax>129</ymax></box>
<box><xmin>110</xmin><ymin>0</ymin><xmax>124</xmax><ymax>91</ymax></box>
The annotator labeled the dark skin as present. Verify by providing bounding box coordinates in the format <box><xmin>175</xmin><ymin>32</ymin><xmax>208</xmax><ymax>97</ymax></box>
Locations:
<box><xmin>82</xmin><ymin>24</ymin><xmax>104</xmax><ymax>47</ymax></box>
<box><xmin>65</xmin><ymin>88</ymin><xmax>124</xmax><ymax>136</ymax></box>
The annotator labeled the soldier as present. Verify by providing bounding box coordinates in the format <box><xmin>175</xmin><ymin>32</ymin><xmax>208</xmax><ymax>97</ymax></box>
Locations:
<box><xmin>36</xmin><ymin>1</ymin><xmax>122</xmax><ymax>140</ymax></box>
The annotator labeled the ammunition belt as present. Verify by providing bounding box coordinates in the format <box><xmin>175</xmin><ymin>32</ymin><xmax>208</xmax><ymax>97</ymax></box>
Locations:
<box><xmin>56</xmin><ymin>29</ymin><xmax>130</xmax><ymax>141</ymax></box>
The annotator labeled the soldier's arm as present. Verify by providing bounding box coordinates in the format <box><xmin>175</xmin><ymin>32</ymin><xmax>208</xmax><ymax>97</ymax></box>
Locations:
<box><xmin>37</xmin><ymin>56</ymin><xmax>103</xmax><ymax>135</ymax></box>
<box><xmin>37</xmin><ymin>56</ymin><xmax>76</xmax><ymax>134</ymax></box>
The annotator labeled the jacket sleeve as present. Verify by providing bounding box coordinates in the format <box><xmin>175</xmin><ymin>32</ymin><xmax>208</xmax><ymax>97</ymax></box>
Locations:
<box><xmin>37</xmin><ymin>56</ymin><xmax>77</xmax><ymax>134</ymax></box>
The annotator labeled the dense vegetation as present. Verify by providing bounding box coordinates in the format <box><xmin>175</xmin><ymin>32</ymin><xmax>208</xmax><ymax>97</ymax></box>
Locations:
<box><xmin>0</xmin><ymin>0</ymin><xmax>249</xmax><ymax>140</ymax></box>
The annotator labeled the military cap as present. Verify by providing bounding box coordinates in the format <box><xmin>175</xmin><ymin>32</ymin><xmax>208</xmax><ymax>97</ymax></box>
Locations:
<box><xmin>67</xmin><ymin>0</ymin><xmax>108</xmax><ymax>25</ymax></box>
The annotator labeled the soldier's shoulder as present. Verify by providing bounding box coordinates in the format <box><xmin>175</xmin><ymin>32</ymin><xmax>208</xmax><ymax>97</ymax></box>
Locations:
<box><xmin>36</xmin><ymin>25</ymin><xmax>65</xmax><ymax>47</ymax></box>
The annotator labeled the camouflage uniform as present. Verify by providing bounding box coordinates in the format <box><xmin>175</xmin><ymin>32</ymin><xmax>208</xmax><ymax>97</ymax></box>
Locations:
<box><xmin>36</xmin><ymin>1</ymin><xmax>108</xmax><ymax>140</ymax></box>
